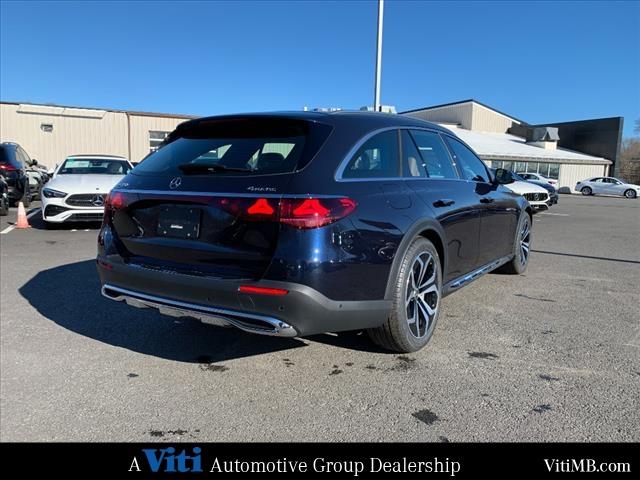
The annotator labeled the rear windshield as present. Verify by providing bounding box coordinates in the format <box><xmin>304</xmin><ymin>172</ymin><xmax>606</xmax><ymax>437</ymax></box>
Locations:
<box><xmin>58</xmin><ymin>158</ymin><xmax>132</xmax><ymax>175</ymax></box>
<box><xmin>0</xmin><ymin>146</ymin><xmax>16</xmax><ymax>166</ymax></box>
<box><xmin>133</xmin><ymin>117</ymin><xmax>333</xmax><ymax>176</ymax></box>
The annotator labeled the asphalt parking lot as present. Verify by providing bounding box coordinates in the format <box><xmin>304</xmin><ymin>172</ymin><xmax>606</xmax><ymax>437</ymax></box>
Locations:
<box><xmin>1</xmin><ymin>195</ymin><xmax>638</xmax><ymax>442</ymax></box>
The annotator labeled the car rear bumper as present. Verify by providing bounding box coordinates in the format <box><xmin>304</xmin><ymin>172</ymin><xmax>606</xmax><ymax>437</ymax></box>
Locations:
<box><xmin>97</xmin><ymin>256</ymin><xmax>391</xmax><ymax>337</ymax></box>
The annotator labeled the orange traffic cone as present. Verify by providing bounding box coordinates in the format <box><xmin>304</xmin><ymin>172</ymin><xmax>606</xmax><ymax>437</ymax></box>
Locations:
<box><xmin>15</xmin><ymin>202</ymin><xmax>30</xmax><ymax>229</ymax></box>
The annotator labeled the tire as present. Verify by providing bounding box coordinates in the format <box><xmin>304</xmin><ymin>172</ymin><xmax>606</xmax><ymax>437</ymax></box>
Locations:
<box><xmin>497</xmin><ymin>212</ymin><xmax>531</xmax><ymax>274</ymax></box>
<box><xmin>44</xmin><ymin>220</ymin><xmax>59</xmax><ymax>230</ymax></box>
<box><xmin>581</xmin><ymin>186</ymin><xmax>592</xmax><ymax>196</ymax></box>
<box><xmin>367</xmin><ymin>237</ymin><xmax>442</xmax><ymax>353</ymax></box>
<box><xmin>624</xmin><ymin>189</ymin><xmax>637</xmax><ymax>199</ymax></box>
<box><xmin>0</xmin><ymin>197</ymin><xmax>8</xmax><ymax>216</ymax></box>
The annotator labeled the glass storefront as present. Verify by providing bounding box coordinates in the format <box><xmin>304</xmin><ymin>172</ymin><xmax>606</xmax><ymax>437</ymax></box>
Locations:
<box><xmin>489</xmin><ymin>160</ymin><xmax>561</xmax><ymax>180</ymax></box>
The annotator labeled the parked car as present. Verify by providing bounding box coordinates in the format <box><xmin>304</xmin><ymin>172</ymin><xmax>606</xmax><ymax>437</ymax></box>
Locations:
<box><xmin>516</xmin><ymin>172</ymin><xmax>558</xmax><ymax>189</ymax></box>
<box><xmin>26</xmin><ymin>167</ymin><xmax>44</xmax><ymax>201</ymax></box>
<box><xmin>42</xmin><ymin>154</ymin><xmax>133</xmax><ymax>227</ymax></box>
<box><xmin>97</xmin><ymin>112</ymin><xmax>532</xmax><ymax>353</ymax></box>
<box><xmin>0</xmin><ymin>174</ymin><xmax>9</xmax><ymax>216</ymax></box>
<box><xmin>494</xmin><ymin>170</ymin><xmax>550</xmax><ymax>211</ymax></box>
<box><xmin>0</xmin><ymin>142</ymin><xmax>35</xmax><ymax>207</ymax></box>
<box><xmin>512</xmin><ymin>172</ymin><xmax>558</xmax><ymax>205</ymax></box>
<box><xmin>576</xmin><ymin>177</ymin><xmax>639</xmax><ymax>199</ymax></box>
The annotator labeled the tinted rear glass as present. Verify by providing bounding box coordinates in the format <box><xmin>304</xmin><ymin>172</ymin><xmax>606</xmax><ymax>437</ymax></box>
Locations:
<box><xmin>133</xmin><ymin>117</ymin><xmax>333</xmax><ymax>176</ymax></box>
<box><xmin>0</xmin><ymin>145</ymin><xmax>19</xmax><ymax>168</ymax></box>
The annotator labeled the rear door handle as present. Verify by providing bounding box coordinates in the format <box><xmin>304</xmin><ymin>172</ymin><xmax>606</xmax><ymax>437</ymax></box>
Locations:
<box><xmin>480</xmin><ymin>197</ymin><xmax>495</xmax><ymax>204</ymax></box>
<box><xmin>433</xmin><ymin>199</ymin><xmax>455</xmax><ymax>207</ymax></box>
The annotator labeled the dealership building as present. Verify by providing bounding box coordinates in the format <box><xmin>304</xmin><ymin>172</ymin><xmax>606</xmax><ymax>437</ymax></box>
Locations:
<box><xmin>1</xmin><ymin>99</ymin><xmax>623</xmax><ymax>191</ymax></box>
<box><xmin>401</xmin><ymin>100</ymin><xmax>622</xmax><ymax>191</ymax></box>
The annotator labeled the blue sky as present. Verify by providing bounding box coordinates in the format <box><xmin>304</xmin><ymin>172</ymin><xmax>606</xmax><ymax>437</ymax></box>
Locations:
<box><xmin>1</xmin><ymin>0</ymin><xmax>638</xmax><ymax>136</ymax></box>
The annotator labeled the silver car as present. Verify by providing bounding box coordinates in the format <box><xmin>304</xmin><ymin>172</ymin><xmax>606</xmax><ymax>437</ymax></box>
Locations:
<box><xmin>576</xmin><ymin>177</ymin><xmax>640</xmax><ymax>199</ymax></box>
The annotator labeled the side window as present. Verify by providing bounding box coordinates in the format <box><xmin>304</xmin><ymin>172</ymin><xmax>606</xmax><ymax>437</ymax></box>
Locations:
<box><xmin>401</xmin><ymin>130</ymin><xmax>426</xmax><ymax>177</ymax></box>
<box><xmin>20</xmin><ymin>148</ymin><xmax>32</xmax><ymax>165</ymax></box>
<box><xmin>15</xmin><ymin>148</ymin><xmax>27</xmax><ymax>168</ymax></box>
<box><xmin>342</xmin><ymin>130</ymin><xmax>399</xmax><ymax>179</ymax></box>
<box><xmin>444</xmin><ymin>136</ymin><xmax>490</xmax><ymax>183</ymax></box>
<box><xmin>410</xmin><ymin>130</ymin><xmax>458</xmax><ymax>180</ymax></box>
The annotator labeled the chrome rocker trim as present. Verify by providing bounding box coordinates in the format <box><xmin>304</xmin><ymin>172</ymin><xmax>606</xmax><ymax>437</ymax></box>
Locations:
<box><xmin>101</xmin><ymin>284</ymin><xmax>298</xmax><ymax>337</ymax></box>
<box><xmin>443</xmin><ymin>255</ymin><xmax>512</xmax><ymax>295</ymax></box>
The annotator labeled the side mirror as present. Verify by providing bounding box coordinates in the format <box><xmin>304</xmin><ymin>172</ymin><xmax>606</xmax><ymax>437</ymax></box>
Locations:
<box><xmin>494</xmin><ymin>168</ymin><xmax>515</xmax><ymax>185</ymax></box>
<box><xmin>31</xmin><ymin>159</ymin><xmax>38</xmax><ymax>166</ymax></box>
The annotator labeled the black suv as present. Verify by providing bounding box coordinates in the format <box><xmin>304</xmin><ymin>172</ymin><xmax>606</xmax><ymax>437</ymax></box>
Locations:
<box><xmin>0</xmin><ymin>142</ymin><xmax>35</xmax><ymax>207</ymax></box>
<box><xmin>97</xmin><ymin>112</ymin><xmax>531</xmax><ymax>352</ymax></box>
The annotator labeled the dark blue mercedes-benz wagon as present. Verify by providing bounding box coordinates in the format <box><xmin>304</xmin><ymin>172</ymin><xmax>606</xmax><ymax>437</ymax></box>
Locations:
<box><xmin>97</xmin><ymin>111</ymin><xmax>532</xmax><ymax>352</ymax></box>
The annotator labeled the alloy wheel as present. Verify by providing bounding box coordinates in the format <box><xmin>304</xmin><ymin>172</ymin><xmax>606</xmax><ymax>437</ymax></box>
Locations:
<box><xmin>405</xmin><ymin>252</ymin><xmax>439</xmax><ymax>339</ymax></box>
<box><xmin>520</xmin><ymin>217</ymin><xmax>531</xmax><ymax>267</ymax></box>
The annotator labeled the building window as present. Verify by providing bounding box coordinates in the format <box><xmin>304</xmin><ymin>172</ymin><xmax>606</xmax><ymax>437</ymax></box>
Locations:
<box><xmin>149</xmin><ymin>131</ymin><xmax>170</xmax><ymax>152</ymax></box>
<box><xmin>490</xmin><ymin>160</ymin><xmax>561</xmax><ymax>180</ymax></box>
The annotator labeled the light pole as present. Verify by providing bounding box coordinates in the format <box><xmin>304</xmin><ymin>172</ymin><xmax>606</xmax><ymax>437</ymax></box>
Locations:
<box><xmin>374</xmin><ymin>0</ymin><xmax>384</xmax><ymax>112</ymax></box>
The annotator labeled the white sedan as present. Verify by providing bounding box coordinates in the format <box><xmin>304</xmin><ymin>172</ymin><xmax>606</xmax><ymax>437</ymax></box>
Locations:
<box><xmin>516</xmin><ymin>172</ymin><xmax>558</xmax><ymax>189</ymax></box>
<box><xmin>575</xmin><ymin>177</ymin><xmax>639</xmax><ymax>199</ymax></box>
<box><xmin>41</xmin><ymin>155</ymin><xmax>133</xmax><ymax>227</ymax></box>
<box><xmin>502</xmin><ymin>177</ymin><xmax>550</xmax><ymax>211</ymax></box>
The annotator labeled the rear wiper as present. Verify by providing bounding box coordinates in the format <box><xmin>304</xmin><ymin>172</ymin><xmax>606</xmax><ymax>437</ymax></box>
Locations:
<box><xmin>178</xmin><ymin>163</ymin><xmax>254</xmax><ymax>174</ymax></box>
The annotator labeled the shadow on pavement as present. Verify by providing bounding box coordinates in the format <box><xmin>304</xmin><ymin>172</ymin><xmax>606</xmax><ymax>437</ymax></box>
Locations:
<box><xmin>19</xmin><ymin>259</ymin><xmax>310</xmax><ymax>363</ymax></box>
<box><xmin>532</xmin><ymin>249</ymin><xmax>640</xmax><ymax>265</ymax></box>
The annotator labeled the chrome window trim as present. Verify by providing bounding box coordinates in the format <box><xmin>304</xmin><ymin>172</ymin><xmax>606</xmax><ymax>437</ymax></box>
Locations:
<box><xmin>333</xmin><ymin>125</ymin><xmax>456</xmax><ymax>183</ymax></box>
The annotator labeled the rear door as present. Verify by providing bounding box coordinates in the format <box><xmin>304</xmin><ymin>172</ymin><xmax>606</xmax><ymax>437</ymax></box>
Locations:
<box><xmin>590</xmin><ymin>178</ymin><xmax>606</xmax><ymax>194</ymax></box>
<box><xmin>443</xmin><ymin>135</ymin><xmax>517</xmax><ymax>266</ymax></box>
<box><xmin>404</xmin><ymin>129</ymin><xmax>482</xmax><ymax>282</ymax></box>
<box><xmin>107</xmin><ymin>117</ymin><xmax>333</xmax><ymax>280</ymax></box>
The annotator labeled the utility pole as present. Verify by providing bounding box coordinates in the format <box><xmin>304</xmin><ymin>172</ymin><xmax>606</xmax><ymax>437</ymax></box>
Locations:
<box><xmin>374</xmin><ymin>0</ymin><xmax>384</xmax><ymax>112</ymax></box>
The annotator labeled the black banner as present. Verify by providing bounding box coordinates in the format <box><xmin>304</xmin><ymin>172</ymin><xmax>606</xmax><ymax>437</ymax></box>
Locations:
<box><xmin>0</xmin><ymin>443</ymin><xmax>636</xmax><ymax>476</ymax></box>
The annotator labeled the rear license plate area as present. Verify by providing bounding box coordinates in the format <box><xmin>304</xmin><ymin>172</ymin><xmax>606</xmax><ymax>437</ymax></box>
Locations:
<box><xmin>157</xmin><ymin>206</ymin><xmax>201</xmax><ymax>239</ymax></box>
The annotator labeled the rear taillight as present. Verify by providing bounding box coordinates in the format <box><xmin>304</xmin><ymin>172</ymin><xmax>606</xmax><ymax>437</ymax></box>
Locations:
<box><xmin>104</xmin><ymin>191</ymin><xmax>137</xmax><ymax>211</ymax></box>
<box><xmin>279</xmin><ymin>197</ymin><xmax>356</xmax><ymax>229</ymax></box>
<box><xmin>0</xmin><ymin>164</ymin><xmax>18</xmax><ymax>173</ymax></box>
<box><xmin>215</xmin><ymin>196</ymin><xmax>356</xmax><ymax>229</ymax></box>
<box><xmin>102</xmin><ymin>191</ymin><xmax>138</xmax><ymax>225</ymax></box>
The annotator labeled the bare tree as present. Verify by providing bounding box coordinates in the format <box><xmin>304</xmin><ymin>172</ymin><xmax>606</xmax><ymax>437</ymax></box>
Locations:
<box><xmin>618</xmin><ymin>122</ymin><xmax>640</xmax><ymax>183</ymax></box>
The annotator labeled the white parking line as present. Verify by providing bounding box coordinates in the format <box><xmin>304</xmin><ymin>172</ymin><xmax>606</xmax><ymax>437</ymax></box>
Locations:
<box><xmin>539</xmin><ymin>212</ymin><xmax>570</xmax><ymax>217</ymax></box>
<box><xmin>0</xmin><ymin>208</ymin><xmax>42</xmax><ymax>235</ymax></box>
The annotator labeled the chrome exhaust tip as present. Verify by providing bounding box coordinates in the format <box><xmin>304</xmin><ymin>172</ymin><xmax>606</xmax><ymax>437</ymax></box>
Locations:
<box><xmin>101</xmin><ymin>284</ymin><xmax>297</xmax><ymax>337</ymax></box>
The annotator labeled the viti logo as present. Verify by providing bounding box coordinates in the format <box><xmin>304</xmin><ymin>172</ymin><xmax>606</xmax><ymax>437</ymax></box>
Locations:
<box><xmin>129</xmin><ymin>447</ymin><xmax>203</xmax><ymax>473</ymax></box>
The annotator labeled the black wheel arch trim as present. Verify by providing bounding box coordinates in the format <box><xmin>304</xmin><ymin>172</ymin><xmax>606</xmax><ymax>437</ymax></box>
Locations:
<box><xmin>383</xmin><ymin>217</ymin><xmax>446</xmax><ymax>301</ymax></box>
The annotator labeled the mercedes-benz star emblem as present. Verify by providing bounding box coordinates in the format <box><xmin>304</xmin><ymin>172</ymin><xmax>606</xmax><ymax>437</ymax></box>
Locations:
<box><xmin>91</xmin><ymin>194</ymin><xmax>105</xmax><ymax>207</ymax></box>
<box><xmin>169</xmin><ymin>177</ymin><xmax>182</xmax><ymax>190</ymax></box>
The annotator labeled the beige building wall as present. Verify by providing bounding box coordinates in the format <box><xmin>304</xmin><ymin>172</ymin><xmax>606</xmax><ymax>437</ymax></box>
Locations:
<box><xmin>1</xmin><ymin>103</ymin><xmax>128</xmax><ymax>168</ymax></box>
<box><xmin>404</xmin><ymin>102</ymin><xmax>474</xmax><ymax>129</ymax></box>
<box><xmin>404</xmin><ymin>101</ymin><xmax>520</xmax><ymax>133</ymax></box>
<box><xmin>128</xmin><ymin>115</ymin><xmax>189</xmax><ymax>163</ymax></box>
<box><xmin>558</xmin><ymin>163</ymin><xmax>608</xmax><ymax>192</ymax></box>
<box><xmin>0</xmin><ymin>102</ymin><xmax>195</xmax><ymax>168</ymax></box>
<box><xmin>470</xmin><ymin>102</ymin><xmax>520</xmax><ymax>133</ymax></box>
